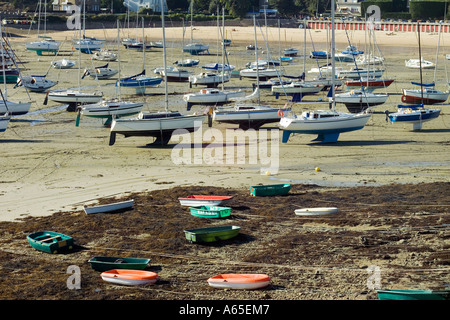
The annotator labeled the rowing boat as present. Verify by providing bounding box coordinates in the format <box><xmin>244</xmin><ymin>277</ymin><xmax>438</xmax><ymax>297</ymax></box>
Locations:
<box><xmin>83</xmin><ymin>199</ymin><xmax>134</xmax><ymax>214</ymax></box>
<box><xmin>183</xmin><ymin>226</ymin><xmax>240</xmax><ymax>243</ymax></box>
<box><xmin>88</xmin><ymin>256</ymin><xmax>151</xmax><ymax>272</ymax></box>
<box><xmin>190</xmin><ymin>206</ymin><xmax>231</xmax><ymax>219</ymax></box>
<box><xmin>27</xmin><ymin>231</ymin><xmax>74</xmax><ymax>254</ymax></box>
<box><xmin>100</xmin><ymin>269</ymin><xmax>159</xmax><ymax>286</ymax></box>
<box><xmin>207</xmin><ymin>274</ymin><xmax>271</xmax><ymax>290</ymax></box>
<box><xmin>250</xmin><ymin>184</ymin><xmax>291</xmax><ymax>196</ymax></box>
<box><xmin>377</xmin><ymin>289</ymin><xmax>450</xmax><ymax>300</ymax></box>
<box><xmin>178</xmin><ymin>195</ymin><xmax>233</xmax><ymax>207</ymax></box>
<box><xmin>294</xmin><ymin>207</ymin><xmax>339</xmax><ymax>216</ymax></box>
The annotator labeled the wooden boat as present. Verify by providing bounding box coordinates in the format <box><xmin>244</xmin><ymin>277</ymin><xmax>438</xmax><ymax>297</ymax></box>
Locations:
<box><xmin>295</xmin><ymin>207</ymin><xmax>339</xmax><ymax>216</ymax></box>
<box><xmin>27</xmin><ymin>231</ymin><xmax>74</xmax><ymax>254</ymax></box>
<box><xmin>183</xmin><ymin>226</ymin><xmax>240</xmax><ymax>243</ymax></box>
<box><xmin>100</xmin><ymin>269</ymin><xmax>158</xmax><ymax>286</ymax></box>
<box><xmin>178</xmin><ymin>195</ymin><xmax>233</xmax><ymax>207</ymax></box>
<box><xmin>250</xmin><ymin>184</ymin><xmax>291</xmax><ymax>197</ymax></box>
<box><xmin>88</xmin><ymin>256</ymin><xmax>151</xmax><ymax>272</ymax></box>
<box><xmin>190</xmin><ymin>206</ymin><xmax>231</xmax><ymax>219</ymax></box>
<box><xmin>377</xmin><ymin>289</ymin><xmax>450</xmax><ymax>300</ymax></box>
<box><xmin>207</xmin><ymin>274</ymin><xmax>271</xmax><ymax>290</ymax></box>
<box><xmin>83</xmin><ymin>199</ymin><xmax>134</xmax><ymax>214</ymax></box>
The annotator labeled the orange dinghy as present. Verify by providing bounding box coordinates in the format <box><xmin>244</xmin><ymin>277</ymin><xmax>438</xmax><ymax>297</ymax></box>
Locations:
<box><xmin>207</xmin><ymin>273</ymin><xmax>271</xmax><ymax>290</ymax></box>
<box><xmin>100</xmin><ymin>269</ymin><xmax>159</xmax><ymax>286</ymax></box>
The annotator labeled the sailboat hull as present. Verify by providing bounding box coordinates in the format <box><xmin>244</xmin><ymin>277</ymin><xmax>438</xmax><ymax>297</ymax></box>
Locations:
<box><xmin>0</xmin><ymin>101</ymin><xmax>32</xmax><ymax>115</ymax></box>
<box><xmin>110</xmin><ymin>113</ymin><xmax>206</xmax><ymax>139</ymax></box>
<box><xmin>401</xmin><ymin>89</ymin><xmax>449</xmax><ymax>104</ymax></box>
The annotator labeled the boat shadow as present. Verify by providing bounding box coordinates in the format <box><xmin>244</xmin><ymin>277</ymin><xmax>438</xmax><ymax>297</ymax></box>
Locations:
<box><xmin>0</xmin><ymin>139</ymin><xmax>51</xmax><ymax>143</ymax></box>
<box><xmin>308</xmin><ymin>140</ymin><xmax>416</xmax><ymax>147</ymax></box>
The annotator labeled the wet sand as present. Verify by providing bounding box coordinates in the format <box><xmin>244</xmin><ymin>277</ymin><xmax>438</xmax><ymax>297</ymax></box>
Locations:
<box><xmin>0</xmin><ymin>24</ymin><xmax>448</xmax><ymax>303</ymax></box>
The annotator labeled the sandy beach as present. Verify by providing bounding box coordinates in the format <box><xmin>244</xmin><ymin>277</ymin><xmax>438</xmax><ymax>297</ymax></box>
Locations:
<box><xmin>1</xmin><ymin>24</ymin><xmax>449</xmax><ymax>222</ymax></box>
<box><xmin>0</xmin><ymin>23</ymin><xmax>448</xmax><ymax>303</ymax></box>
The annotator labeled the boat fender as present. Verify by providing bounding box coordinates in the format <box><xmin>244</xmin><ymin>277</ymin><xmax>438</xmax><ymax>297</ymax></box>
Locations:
<box><xmin>278</xmin><ymin>109</ymin><xmax>284</xmax><ymax>117</ymax></box>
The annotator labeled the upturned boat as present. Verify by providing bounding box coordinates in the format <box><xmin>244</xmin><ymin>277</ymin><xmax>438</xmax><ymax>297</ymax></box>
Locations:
<box><xmin>88</xmin><ymin>256</ymin><xmax>151</xmax><ymax>272</ymax></box>
<box><xmin>100</xmin><ymin>269</ymin><xmax>159</xmax><ymax>286</ymax></box>
<box><xmin>27</xmin><ymin>231</ymin><xmax>74</xmax><ymax>254</ymax></box>
<box><xmin>250</xmin><ymin>184</ymin><xmax>291</xmax><ymax>196</ymax></box>
<box><xmin>183</xmin><ymin>226</ymin><xmax>240</xmax><ymax>243</ymax></box>
<box><xmin>83</xmin><ymin>199</ymin><xmax>134</xmax><ymax>214</ymax></box>
<box><xmin>295</xmin><ymin>207</ymin><xmax>339</xmax><ymax>216</ymax></box>
<box><xmin>178</xmin><ymin>195</ymin><xmax>233</xmax><ymax>207</ymax></box>
<box><xmin>207</xmin><ymin>274</ymin><xmax>271</xmax><ymax>290</ymax></box>
<box><xmin>377</xmin><ymin>289</ymin><xmax>450</xmax><ymax>300</ymax></box>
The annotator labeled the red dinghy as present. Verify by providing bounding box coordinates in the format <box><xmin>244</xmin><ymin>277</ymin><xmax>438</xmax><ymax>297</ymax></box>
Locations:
<box><xmin>178</xmin><ymin>195</ymin><xmax>233</xmax><ymax>207</ymax></box>
<box><xmin>207</xmin><ymin>274</ymin><xmax>271</xmax><ymax>290</ymax></box>
<box><xmin>345</xmin><ymin>78</ymin><xmax>394</xmax><ymax>90</ymax></box>
<box><xmin>100</xmin><ymin>269</ymin><xmax>159</xmax><ymax>286</ymax></box>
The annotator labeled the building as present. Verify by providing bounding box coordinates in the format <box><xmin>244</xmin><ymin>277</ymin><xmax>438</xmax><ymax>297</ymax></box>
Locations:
<box><xmin>52</xmin><ymin>0</ymin><xmax>100</xmax><ymax>13</ymax></box>
<box><xmin>123</xmin><ymin>0</ymin><xmax>167</xmax><ymax>12</ymax></box>
<box><xmin>336</xmin><ymin>0</ymin><xmax>363</xmax><ymax>15</ymax></box>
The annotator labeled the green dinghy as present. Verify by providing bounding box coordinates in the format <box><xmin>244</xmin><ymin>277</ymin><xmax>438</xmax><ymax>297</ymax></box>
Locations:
<box><xmin>88</xmin><ymin>256</ymin><xmax>151</xmax><ymax>272</ymax></box>
<box><xmin>377</xmin><ymin>289</ymin><xmax>450</xmax><ymax>300</ymax></box>
<box><xmin>27</xmin><ymin>231</ymin><xmax>74</xmax><ymax>254</ymax></box>
<box><xmin>190</xmin><ymin>206</ymin><xmax>231</xmax><ymax>219</ymax></box>
<box><xmin>250</xmin><ymin>184</ymin><xmax>291</xmax><ymax>196</ymax></box>
<box><xmin>184</xmin><ymin>226</ymin><xmax>240</xmax><ymax>243</ymax></box>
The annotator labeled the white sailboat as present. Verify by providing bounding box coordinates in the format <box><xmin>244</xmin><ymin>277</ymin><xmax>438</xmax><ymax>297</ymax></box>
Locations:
<box><xmin>109</xmin><ymin>0</ymin><xmax>206</xmax><ymax>147</ymax></box>
<box><xmin>0</xmin><ymin>23</ymin><xmax>31</xmax><ymax>116</ymax></box>
<box><xmin>183</xmin><ymin>0</ymin><xmax>209</xmax><ymax>55</ymax></box>
<box><xmin>279</xmin><ymin>0</ymin><xmax>371</xmax><ymax>144</ymax></box>
<box><xmin>47</xmin><ymin>26</ymin><xmax>102</xmax><ymax>111</ymax></box>
<box><xmin>82</xmin><ymin>63</ymin><xmax>118</xmax><ymax>80</ymax></box>
<box><xmin>77</xmin><ymin>21</ymin><xmax>145</xmax><ymax>127</ymax></box>
<box><xmin>25</xmin><ymin>0</ymin><xmax>60</xmax><ymax>56</ymax></box>
<box><xmin>212</xmin><ymin>15</ymin><xmax>289</xmax><ymax>130</ymax></box>
<box><xmin>51</xmin><ymin>58</ymin><xmax>76</xmax><ymax>69</ymax></box>
<box><xmin>16</xmin><ymin>75</ymin><xmax>57</xmax><ymax>92</ymax></box>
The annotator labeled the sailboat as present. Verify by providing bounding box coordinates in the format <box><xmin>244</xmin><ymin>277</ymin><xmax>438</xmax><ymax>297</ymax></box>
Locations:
<box><xmin>25</xmin><ymin>0</ymin><xmax>60</xmax><ymax>56</ymax></box>
<box><xmin>108</xmin><ymin>0</ymin><xmax>206</xmax><ymax>147</ymax></box>
<box><xmin>73</xmin><ymin>0</ymin><xmax>104</xmax><ymax>54</ymax></box>
<box><xmin>47</xmin><ymin>24</ymin><xmax>102</xmax><ymax>111</ymax></box>
<box><xmin>82</xmin><ymin>63</ymin><xmax>118</xmax><ymax>80</ymax></box>
<box><xmin>279</xmin><ymin>0</ymin><xmax>371</xmax><ymax>144</ymax></box>
<box><xmin>78</xmin><ymin>21</ymin><xmax>145</xmax><ymax>127</ymax></box>
<box><xmin>183</xmin><ymin>7</ymin><xmax>245</xmax><ymax>109</ymax></box>
<box><xmin>116</xmin><ymin>18</ymin><xmax>162</xmax><ymax>94</ymax></box>
<box><xmin>0</xmin><ymin>24</ymin><xmax>31</xmax><ymax>116</ymax></box>
<box><xmin>212</xmin><ymin>15</ymin><xmax>290</xmax><ymax>130</ymax></box>
<box><xmin>386</xmin><ymin>22</ymin><xmax>442</xmax><ymax>130</ymax></box>
<box><xmin>401</xmin><ymin>21</ymin><xmax>448</xmax><ymax>105</ymax></box>
<box><xmin>183</xmin><ymin>0</ymin><xmax>209</xmax><ymax>55</ymax></box>
<box><xmin>15</xmin><ymin>74</ymin><xmax>57</xmax><ymax>93</ymax></box>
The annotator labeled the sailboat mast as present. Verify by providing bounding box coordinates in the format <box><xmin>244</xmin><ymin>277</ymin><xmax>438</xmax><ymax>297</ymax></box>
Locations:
<box><xmin>117</xmin><ymin>19</ymin><xmax>121</xmax><ymax>101</ymax></box>
<box><xmin>331</xmin><ymin>0</ymin><xmax>336</xmax><ymax>108</ymax></box>
<box><xmin>161</xmin><ymin>0</ymin><xmax>168</xmax><ymax>112</ymax></box>
<box><xmin>253</xmin><ymin>15</ymin><xmax>260</xmax><ymax>104</ymax></box>
<box><xmin>418</xmin><ymin>22</ymin><xmax>423</xmax><ymax>103</ymax></box>
<box><xmin>142</xmin><ymin>17</ymin><xmax>145</xmax><ymax>71</ymax></box>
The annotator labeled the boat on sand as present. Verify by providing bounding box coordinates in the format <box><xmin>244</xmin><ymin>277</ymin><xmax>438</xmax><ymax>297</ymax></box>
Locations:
<box><xmin>207</xmin><ymin>274</ymin><xmax>271</xmax><ymax>290</ymax></box>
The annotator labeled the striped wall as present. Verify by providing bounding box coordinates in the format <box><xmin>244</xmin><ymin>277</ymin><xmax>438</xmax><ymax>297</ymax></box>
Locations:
<box><xmin>307</xmin><ymin>21</ymin><xmax>450</xmax><ymax>33</ymax></box>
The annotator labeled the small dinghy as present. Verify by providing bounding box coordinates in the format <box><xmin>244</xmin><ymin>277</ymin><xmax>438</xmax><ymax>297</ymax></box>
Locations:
<box><xmin>178</xmin><ymin>195</ymin><xmax>233</xmax><ymax>207</ymax></box>
<box><xmin>88</xmin><ymin>256</ymin><xmax>151</xmax><ymax>272</ymax></box>
<box><xmin>207</xmin><ymin>274</ymin><xmax>271</xmax><ymax>290</ymax></box>
<box><xmin>295</xmin><ymin>207</ymin><xmax>339</xmax><ymax>216</ymax></box>
<box><xmin>183</xmin><ymin>226</ymin><xmax>240</xmax><ymax>243</ymax></box>
<box><xmin>377</xmin><ymin>289</ymin><xmax>450</xmax><ymax>300</ymax></box>
<box><xmin>190</xmin><ymin>206</ymin><xmax>231</xmax><ymax>219</ymax></box>
<box><xmin>100</xmin><ymin>269</ymin><xmax>159</xmax><ymax>286</ymax></box>
<box><xmin>27</xmin><ymin>231</ymin><xmax>74</xmax><ymax>254</ymax></box>
<box><xmin>51</xmin><ymin>58</ymin><xmax>76</xmax><ymax>69</ymax></box>
<box><xmin>250</xmin><ymin>184</ymin><xmax>291</xmax><ymax>197</ymax></box>
<box><xmin>83</xmin><ymin>199</ymin><xmax>134</xmax><ymax>214</ymax></box>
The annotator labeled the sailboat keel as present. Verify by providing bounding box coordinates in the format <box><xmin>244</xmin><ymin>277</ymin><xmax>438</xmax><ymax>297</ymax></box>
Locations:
<box><xmin>312</xmin><ymin>132</ymin><xmax>340</xmax><ymax>143</ymax></box>
<box><xmin>282</xmin><ymin>130</ymin><xmax>292</xmax><ymax>143</ymax></box>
